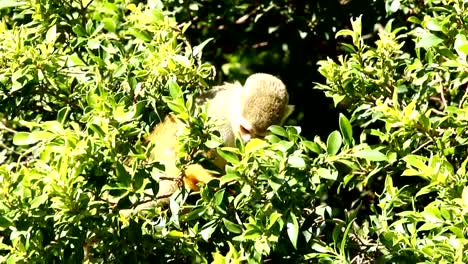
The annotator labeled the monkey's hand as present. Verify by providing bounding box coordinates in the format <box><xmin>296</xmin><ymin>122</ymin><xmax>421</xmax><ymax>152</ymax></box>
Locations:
<box><xmin>183</xmin><ymin>164</ymin><xmax>216</xmax><ymax>191</ymax></box>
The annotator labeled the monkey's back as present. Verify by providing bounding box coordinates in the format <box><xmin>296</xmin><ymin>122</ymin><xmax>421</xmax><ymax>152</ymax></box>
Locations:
<box><xmin>201</xmin><ymin>82</ymin><xmax>243</xmax><ymax>147</ymax></box>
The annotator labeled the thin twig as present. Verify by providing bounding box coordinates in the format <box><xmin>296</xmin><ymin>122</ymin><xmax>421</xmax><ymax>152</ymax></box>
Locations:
<box><xmin>459</xmin><ymin>84</ymin><xmax>468</xmax><ymax>108</ymax></box>
<box><xmin>411</xmin><ymin>139</ymin><xmax>433</xmax><ymax>154</ymax></box>
<box><xmin>0</xmin><ymin>122</ymin><xmax>16</xmax><ymax>133</ymax></box>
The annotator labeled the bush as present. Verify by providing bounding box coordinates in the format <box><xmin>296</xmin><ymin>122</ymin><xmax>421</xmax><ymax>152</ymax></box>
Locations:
<box><xmin>317</xmin><ymin>0</ymin><xmax>468</xmax><ymax>261</ymax></box>
<box><xmin>1</xmin><ymin>0</ymin><xmax>468</xmax><ymax>263</ymax></box>
<box><xmin>0</xmin><ymin>0</ymin><xmax>213</xmax><ymax>262</ymax></box>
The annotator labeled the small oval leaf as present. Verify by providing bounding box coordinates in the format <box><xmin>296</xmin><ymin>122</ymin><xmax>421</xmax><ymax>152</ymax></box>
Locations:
<box><xmin>217</xmin><ymin>148</ymin><xmax>240</xmax><ymax>164</ymax></box>
<box><xmin>13</xmin><ymin>132</ymin><xmax>36</xmax><ymax>145</ymax></box>
<box><xmin>339</xmin><ymin>113</ymin><xmax>353</xmax><ymax>146</ymax></box>
<box><xmin>222</xmin><ymin>218</ymin><xmax>242</xmax><ymax>234</ymax></box>
<box><xmin>353</xmin><ymin>149</ymin><xmax>388</xmax><ymax>162</ymax></box>
<box><xmin>303</xmin><ymin>140</ymin><xmax>322</xmax><ymax>154</ymax></box>
<box><xmin>287</xmin><ymin>156</ymin><xmax>306</xmax><ymax>169</ymax></box>
<box><xmin>287</xmin><ymin>212</ymin><xmax>299</xmax><ymax>249</ymax></box>
<box><xmin>269</xmin><ymin>125</ymin><xmax>287</xmax><ymax>137</ymax></box>
<box><xmin>326</xmin><ymin>131</ymin><xmax>342</xmax><ymax>155</ymax></box>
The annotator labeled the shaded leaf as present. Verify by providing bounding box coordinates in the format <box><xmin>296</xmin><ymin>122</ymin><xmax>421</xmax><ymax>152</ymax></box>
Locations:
<box><xmin>223</xmin><ymin>218</ymin><xmax>242</xmax><ymax>234</ymax></box>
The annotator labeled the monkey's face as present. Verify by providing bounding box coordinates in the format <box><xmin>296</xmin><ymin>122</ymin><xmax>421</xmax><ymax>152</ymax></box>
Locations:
<box><xmin>237</xmin><ymin>117</ymin><xmax>254</xmax><ymax>142</ymax></box>
<box><xmin>236</xmin><ymin>73</ymin><xmax>290</xmax><ymax>142</ymax></box>
<box><xmin>208</xmin><ymin>73</ymin><xmax>293</xmax><ymax>147</ymax></box>
<box><xmin>237</xmin><ymin>115</ymin><xmax>267</xmax><ymax>142</ymax></box>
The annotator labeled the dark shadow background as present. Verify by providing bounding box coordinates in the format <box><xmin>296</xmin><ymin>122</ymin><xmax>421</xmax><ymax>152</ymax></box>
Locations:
<box><xmin>166</xmin><ymin>0</ymin><xmax>388</xmax><ymax>140</ymax></box>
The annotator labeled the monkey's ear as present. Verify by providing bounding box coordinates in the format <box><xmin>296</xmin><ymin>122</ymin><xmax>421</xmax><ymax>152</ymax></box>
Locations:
<box><xmin>281</xmin><ymin>105</ymin><xmax>295</xmax><ymax>124</ymax></box>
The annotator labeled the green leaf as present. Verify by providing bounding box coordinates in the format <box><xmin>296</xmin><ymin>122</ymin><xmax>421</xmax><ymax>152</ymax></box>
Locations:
<box><xmin>166</xmin><ymin>101</ymin><xmax>185</xmax><ymax>114</ymax></box>
<box><xmin>0</xmin><ymin>215</ymin><xmax>12</xmax><ymax>230</ymax></box>
<box><xmin>217</xmin><ymin>148</ymin><xmax>240</xmax><ymax>164</ymax></box>
<box><xmin>242</xmin><ymin>229</ymin><xmax>261</xmax><ymax>240</ymax></box>
<box><xmin>113</xmin><ymin>105</ymin><xmax>135</xmax><ymax>123</ymax></box>
<box><xmin>317</xmin><ymin>168</ymin><xmax>338</xmax><ymax>180</ymax></box>
<box><xmin>326</xmin><ymin>131</ymin><xmax>342</xmax><ymax>155</ymax></box>
<box><xmin>310</xmin><ymin>243</ymin><xmax>333</xmax><ymax>254</ymax></box>
<box><xmin>245</xmin><ymin>138</ymin><xmax>268</xmax><ymax>154</ymax></box>
<box><xmin>303</xmin><ymin>140</ymin><xmax>322</xmax><ymax>154</ymax></box>
<box><xmin>455</xmin><ymin>34</ymin><xmax>468</xmax><ymax>60</ymax></box>
<box><xmin>72</xmin><ymin>24</ymin><xmax>86</xmax><ymax>36</ymax></box>
<box><xmin>402</xmin><ymin>155</ymin><xmax>428</xmax><ymax>171</ymax></box>
<box><xmin>43</xmin><ymin>121</ymin><xmax>64</xmax><ymax>134</ymax></box>
<box><xmin>287</xmin><ymin>212</ymin><xmax>299</xmax><ymax>249</ymax></box>
<box><xmin>11</xmin><ymin>80</ymin><xmax>23</xmax><ymax>92</ymax></box>
<box><xmin>30</xmin><ymin>194</ymin><xmax>48</xmax><ymax>209</ymax></box>
<box><xmin>353</xmin><ymin>149</ymin><xmax>387</xmax><ymax>161</ymax></box>
<box><xmin>350</xmin><ymin>16</ymin><xmax>362</xmax><ymax>45</ymax></box>
<box><xmin>45</xmin><ymin>25</ymin><xmax>57</xmax><ymax>44</ymax></box>
<box><xmin>388</xmin><ymin>0</ymin><xmax>400</xmax><ymax>12</ymax></box>
<box><xmin>57</xmin><ymin>107</ymin><xmax>70</xmax><ymax>124</ymax></box>
<box><xmin>425</xmin><ymin>18</ymin><xmax>443</xmax><ymax>32</ymax></box>
<box><xmin>0</xmin><ymin>0</ymin><xmax>24</xmax><ymax>9</ymax></box>
<box><xmin>167</xmin><ymin>230</ymin><xmax>184</xmax><ymax>238</ymax></box>
<box><xmin>113</xmin><ymin>64</ymin><xmax>127</xmax><ymax>78</ymax></box>
<box><xmin>102</xmin><ymin>18</ymin><xmax>117</xmax><ymax>32</ymax></box>
<box><xmin>340</xmin><ymin>218</ymin><xmax>356</xmax><ymax>254</ymax></box>
<box><xmin>287</xmin><ymin>156</ymin><xmax>306</xmax><ymax>169</ymax></box>
<box><xmin>172</xmin><ymin>55</ymin><xmax>191</xmax><ymax>68</ymax></box>
<box><xmin>267</xmin><ymin>212</ymin><xmax>282</xmax><ymax>229</ymax></box>
<box><xmin>268</xmin><ymin>125</ymin><xmax>287</xmax><ymax>137</ymax></box>
<box><xmin>192</xmin><ymin>38</ymin><xmax>214</xmax><ymax>58</ymax></box>
<box><xmin>219</xmin><ymin>169</ymin><xmax>241</xmax><ymax>185</ymax></box>
<box><xmin>87</xmin><ymin>38</ymin><xmax>101</xmax><ymax>50</ymax></box>
<box><xmin>184</xmin><ymin>208</ymin><xmax>205</xmax><ymax>221</ymax></box>
<box><xmin>68</xmin><ymin>53</ymin><xmax>86</xmax><ymax>66</ymax></box>
<box><xmin>214</xmin><ymin>189</ymin><xmax>224</xmax><ymax>206</ymax></box>
<box><xmin>339</xmin><ymin>113</ymin><xmax>353</xmax><ymax>146</ymax></box>
<box><xmin>331</xmin><ymin>94</ymin><xmax>346</xmax><ymax>106</ymax></box>
<box><xmin>415</xmin><ymin>32</ymin><xmax>443</xmax><ymax>49</ymax></box>
<box><xmin>275</xmin><ymin>140</ymin><xmax>294</xmax><ymax>152</ymax></box>
<box><xmin>128</xmin><ymin>28</ymin><xmax>152</xmax><ymax>42</ymax></box>
<box><xmin>407</xmin><ymin>16</ymin><xmax>421</xmax><ymax>25</ymax></box>
<box><xmin>205</xmin><ymin>139</ymin><xmax>222</xmax><ymax>149</ymax></box>
<box><xmin>463</xmin><ymin>186</ymin><xmax>468</xmax><ymax>207</ymax></box>
<box><xmin>384</xmin><ymin>176</ymin><xmax>395</xmax><ymax>197</ymax></box>
<box><xmin>167</xmin><ymin>79</ymin><xmax>182</xmax><ymax>99</ymax></box>
<box><xmin>13</xmin><ymin>132</ymin><xmax>35</xmax><ymax>145</ymax></box>
<box><xmin>403</xmin><ymin>100</ymin><xmax>417</xmax><ymax>120</ymax></box>
<box><xmin>223</xmin><ymin>218</ymin><xmax>242</xmax><ymax>234</ymax></box>
<box><xmin>335</xmin><ymin>29</ymin><xmax>354</xmax><ymax>39</ymax></box>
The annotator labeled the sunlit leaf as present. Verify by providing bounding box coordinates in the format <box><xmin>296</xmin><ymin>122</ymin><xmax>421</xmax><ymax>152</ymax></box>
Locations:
<box><xmin>415</xmin><ymin>31</ymin><xmax>443</xmax><ymax>49</ymax></box>
<box><xmin>353</xmin><ymin>149</ymin><xmax>387</xmax><ymax>161</ymax></box>
<box><xmin>326</xmin><ymin>131</ymin><xmax>342</xmax><ymax>155</ymax></box>
<box><xmin>287</xmin><ymin>212</ymin><xmax>299</xmax><ymax>249</ymax></box>
<box><xmin>339</xmin><ymin>113</ymin><xmax>353</xmax><ymax>146</ymax></box>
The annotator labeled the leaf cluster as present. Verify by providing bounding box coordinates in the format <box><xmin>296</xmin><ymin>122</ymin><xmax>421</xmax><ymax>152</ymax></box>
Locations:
<box><xmin>316</xmin><ymin>0</ymin><xmax>468</xmax><ymax>261</ymax></box>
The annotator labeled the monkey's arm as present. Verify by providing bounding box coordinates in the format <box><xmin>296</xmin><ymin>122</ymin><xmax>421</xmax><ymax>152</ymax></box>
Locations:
<box><xmin>183</xmin><ymin>164</ymin><xmax>215</xmax><ymax>191</ymax></box>
<box><xmin>148</xmin><ymin>114</ymin><xmax>216</xmax><ymax>200</ymax></box>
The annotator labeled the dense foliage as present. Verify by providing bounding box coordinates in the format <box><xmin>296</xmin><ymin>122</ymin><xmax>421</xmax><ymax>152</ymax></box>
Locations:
<box><xmin>164</xmin><ymin>0</ymin><xmax>388</xmax><ymax>139</ymax></box>
<box><xmin>1</xmin><ymin>0</ymin><xmax>468</xmax><ymax>263</ymax></box>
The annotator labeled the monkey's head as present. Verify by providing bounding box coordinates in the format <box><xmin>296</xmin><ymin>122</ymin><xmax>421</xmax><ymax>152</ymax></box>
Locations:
<box><xmin>235</xmin><ymin>73</ymin><xmax>294</xmax><ymax>142</ymax></box>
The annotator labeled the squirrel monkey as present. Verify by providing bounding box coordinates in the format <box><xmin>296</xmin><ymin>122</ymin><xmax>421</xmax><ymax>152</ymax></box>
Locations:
<box><xmin>149</xmin><ymin>73</ymin><xmax>294</xmax><ymax>201</ymax></box>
